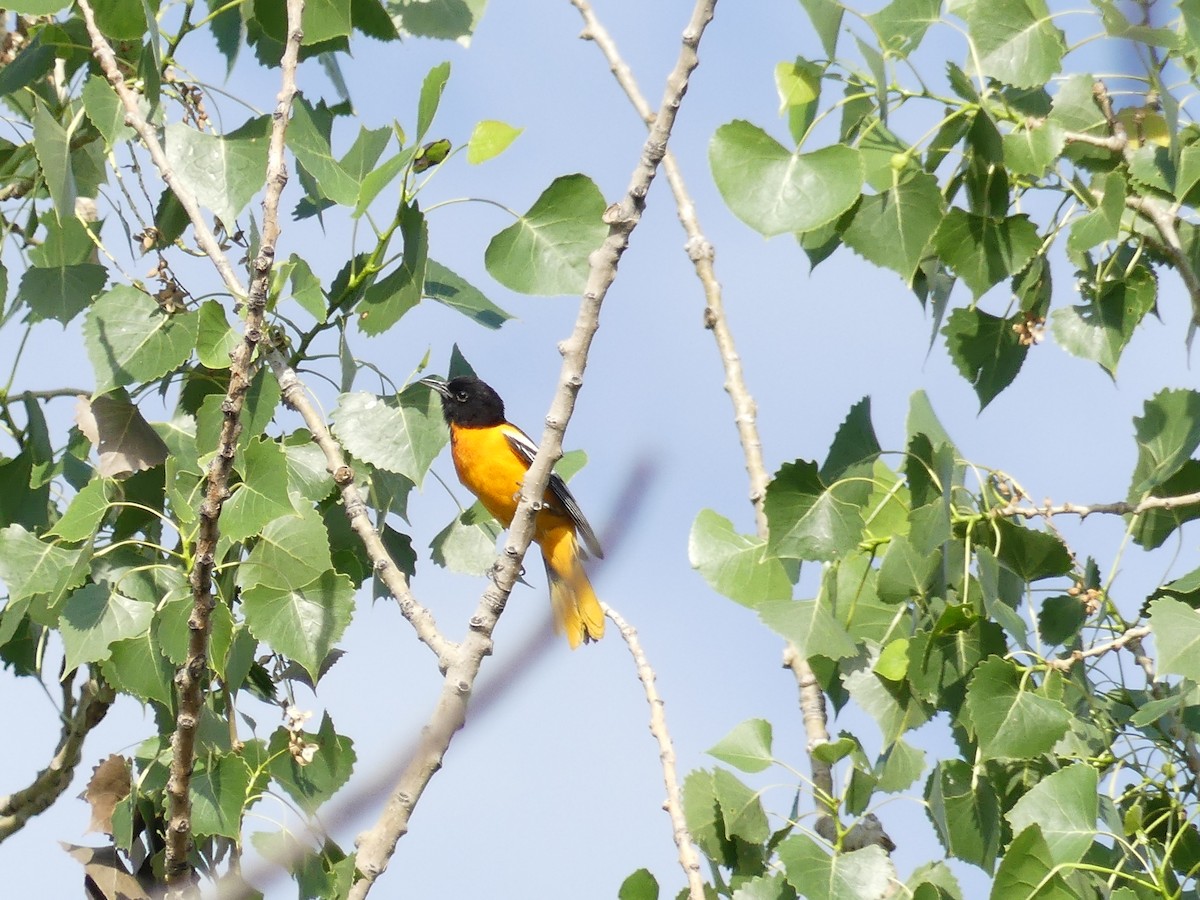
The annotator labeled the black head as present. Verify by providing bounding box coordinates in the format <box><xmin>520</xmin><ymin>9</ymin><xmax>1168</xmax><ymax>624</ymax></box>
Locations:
<box><xmin>420</xmin><ymin>375</ymin><xmax>506</xmax><ymax>428</ymax></box>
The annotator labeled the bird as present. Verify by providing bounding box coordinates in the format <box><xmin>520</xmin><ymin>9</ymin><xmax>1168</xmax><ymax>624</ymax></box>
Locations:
<box><xmin>419</xmin><ymin>375</ymin><xmax>604</xmax><ymax>648</ymax></box>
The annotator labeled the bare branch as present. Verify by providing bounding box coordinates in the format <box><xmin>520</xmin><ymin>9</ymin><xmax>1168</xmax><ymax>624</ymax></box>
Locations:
<box><xmin>264</xmin><ymin>350</ymin><xmax>455</xmax><ymax>665</ymax></box>
<box><xmin>348</xmin><ymin>2</ymin><xmax>720</xmax><ymax>894</ymax></box>
<box><xmin>1046</xmin><ymin>625</ymin><xmax>1151</xmax><ymax>672</ymax></box>
<box><xmin>78</xmin><ymin>0</ymin><xmax>306</xmax><ymax>886</ymax></box>
<box><xmin>573</xmin><ymin>0</ymin><xmax>843</xmax><ymax>857</ymax></box>
<box><xmin>1123</xmin><ymin>194</ymin><xmax>1200</xmax><ymax>326</ymax></box>
<box><xmin>993</xmin><ymin>490</ymin><xmax>1200</xmax><ymax>521</ymax></box>
<box><xmin>603</xmin><ymin>603</ymin><xmax>705</xmax><ymax>899</ymax></box>
<box><xmin>573</xmin><ymin>0</ymin><xmax>768</xmax><ymax>532</ymax></box>
<box><xmin>0</xmin><ymin>667</ymin><xmax>113</xmax><ymax>841</ymax></box>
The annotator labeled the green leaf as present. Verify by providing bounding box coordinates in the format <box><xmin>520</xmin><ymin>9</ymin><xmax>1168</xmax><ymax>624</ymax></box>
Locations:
<box><xmin>484</xmin><ymin>174</ymin><xmax>607</xmax><ymax>296</ymax></box>
<box><xmin>237</xmin><ymin>506</ymin><xmax>334</xmax><ymax>592</ymax></box>
<box><xmin>775</xmin><ymin>57</ymin><xmax>820</xmax><ymax>113</ymax></box>
<box><xmin>242</xmin><ymin>570</ymin><xmax>353</xmax><ymax>682</ymax></box>
<box><xmin>1129</xmin><ymin>389</ymin><xmax>1200</xmax><ymax>495</ymax></box>
<box><xmin>1050</xmin><ymin>263</ymin><xmax>1156</xmax><ymax>376</ymax></box>
<box><xmin>1037</xmin><ymin>595</ymin><xmax>1087</xmax><ymax>646</ymax></box>
<box><xmin>708</xmin><ymin>719</ymin><xmax>774</xmax><ymax>773</ymax></box>
<box><xmin>964</xmin><ymin>656</ymin><xmax>1072</xmax><ymax>759</ymax></box>
<box><xmin>925</xmin><ymin>758</ymin><xmax>1001</xmax><ymax>872</ymax></box>
<box><xmin>943</xmin><ymin>308</ymin><xmax>1027</xmax><ymax>409</ymax></box>
<box><xmin>688</xmin><ymin>510</ymin><xmax>793</xmax><ymax>608</ymax></box>
<box><xmin>1066</xmin><ymin>171</ymin><xmax>1126</xmax><ymax>256</ymax></box>
<box><xmin>842</xmin><ymin>171</ymin><xmax>945</xmax><ymax>284</ymax></box>
<box><xmin>934</xmin><ymin>210</ymin><xmax>1040</xmax><ymax>298</ymax></box>
<box><xmin>353</xmin><ymin>145</ymin><xmax>415</xmax><ymax>217</ymax></box>
<box><xmin>164</xmin><ymin>116</ymin><xmax>271</xmax><ymax>226</ymax></box>
<box><xmin>874</xmin><ymin>637</ymin><xmax>910</xmax><ymax>681</ymax></box>
<box><xmin>985</xmin><ymin>518</ymin><xmax>1073</xmax><ymax>581</ymax></box>
<box><xmin>416</xmin><ymin>61</ymin><xmax>451</xmax><ymax>141</ymax></box>
<box><xmin>269</xmin><ymin>712</ymin><xmax>355</xmax><ymax>814</ymax></box>
<box><xmin>59</xmin><ymin>584</ymin><xmax>154</xmax><ymax>671</ymax></box>
<box><xmin>777</xmin><ymin>836</ymin><xmax>894</xmax><ymax>900</ymax></box>
<box><xmin>423</xmin><ymin>260</ymin><xmax>511</xmax><ymax>329</ymax></box>
<box><xmin>964</xmin><ymin>0</ymin><xmax>1066</xmax><ymax>88</ymax></box>
<box><xmin>0</xmin><ymin>524</ymin><xmax>88</xmax><ymax>605</ymax></box>
<box><xmin>713</xmin><ymin>768</ymin><xmax>768</xmax><ymax>844</ymax></box>
<box><xmin>223</xmin><ymin>437</ymin><xmax>294</xmax><ymax>542</ymax></box>
<box><xmin>288</xmin><ymin>98</ymin><xmax>358</xmax><ymax>206</ymax></box>
<box><xmin>467</xmin><ymin>119</ymin><xmax>522</xmax><ymax>164</ymax></box>
<box><xmin>331</xmin><ymin>386</ymin><xmax>447</xmax><ymax>485</ymax></box>
<box><xmin>102</xmin><ymin>626</ymin><xmax>175</xmax><ymax>707</ymax></box>
<box><xmin>195</xmin><ymin>300</ymin><xmax>240</xmax><ymax>369</ymax></box>
<box><xmin>357</xmin><ymin>203</ymin><xmax>427</xmax><ymax>335</ymax></box>
<box><xmin>757</xmin><ymin>599</ymin><xmax>857</xmax><ymax>659</ymax></box>
<box><xmin>844</xmin><ymin>654</ymin><xmax>931</xmax><ymax>740</ymax></box>
<box><xmin>429</xmin><ymin>501</ymin><xmax>502</xmax><ymax>575</ymax></box>
<box><xmin>989</xmin><ymin>825</ymin><xmax>1075</xmax><ymax>899</ymax></box>
<box><xmin>765</xmin><ymin>460</ymin><xmax>866</xmax><ymax>562</ymax></box>
<box><xmin>303</xmin><ymin>0</ymin><xmax>353</xmax><ymax>43</ymax></box>
<box><xmin>710</xmin><ymin>121</ymin><xmax>863</xmax><ymax>236</ymax></box>
<box><xmin>1006</xmin><ymin>764</ymin><xmax>1098</xmax><ymax>866</ymax></box>
<box><xmin>1151</xmin><ymin>597</ymin><xmax>1200</xmax><ymax>680</ymax></box>
<box><xmin>797</xmin><ymin>0</ymin><xmax>844</xmax><ymax>57</ymax></box>
<box><xmin>822</xmin><ymin>397</ymin><xmax>881</xmax><ymax>482</ymax></box>
<box><xmin>1002</xmin><ymin>120</ymin><xmax>1065</xmax><ymax>177</ymax></box>
<box><xmin>83</xmin><ymin>286</ymin><xmax>198</xmax><ymax>393</ymax></box>
<box><xmin>867</xmin><ymin>0</ymin><xmax>942</xmax><ymax>57</ymax></box>
<box><xmin>33</xmin><ymin>101</ymin><xmax>76</xmax><ymax>224</ymax></box>
<box><xmin>618</xmin><ymin>869</ymin><xmax>659</xmax><ymax>900</ymax></box>
<box><xmin>82</xmin><ymin>74</ymin><xmax>139</xmax><ymax>147</ymax></box>
<box><xmin>876</xmin><ymin>737</ymin><xmax>926</xmax><ymax>793</ymax></box>
<box><xmin>284</xmin><ymin>255</ymin><xmax>327</xmax><ymax>320</ymax></box>
<box><xmin>191</xmin><ymin>754</ymin><xmax>251</xmax><ymax>839</ymax></box>
<box><xmin>877</xmin><ymin>535</ymin><xmax>939</xmax><ymax>602</ymax></box>
<box><xmin>17</xmin><ymin>263</ymin><xmax>108</xmax><ymax>325</ymax></box>
<box><xmin>47</xmin><ymin>478</ymin><xmax>113</xmax><ymax>541</ymax></box>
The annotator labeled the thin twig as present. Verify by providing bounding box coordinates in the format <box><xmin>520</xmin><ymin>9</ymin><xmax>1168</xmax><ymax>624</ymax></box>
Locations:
<box><xmin>264</xmin><ymin>350</ymin><xmax>455</xmax><ymax>665</ymax></box>
<box><xmin>1045</xmin><ymin>625</ymin><xmax>1151</xmax><ymax>672</ymax></box>
<box><xmin>994</xmin><ymin>490</ymin><xmax>1200</xmax><ymax>521</ymax></box>
<box><xmin>572</xmin><ymin>0</ymin><xmax>844</xmax><ymax>853</ymax></box>
<box><xmin>348</xmin><ymin>2</ymin><xmax>720</xmax><ymax>895</ymax></box>
<box><xmin>603</xmin><ymin>602</ymin><xmax>706</xmax><ymax>899</ymax></box>
<box><xmin>0</xmin><ymin>667</ymin><xmax>113</xmax><ymax>841</ymax></box>
<box><xmin>573</xmin><ymin>0</ymin><xmax>768</xmax><ymax>532</ymax></box>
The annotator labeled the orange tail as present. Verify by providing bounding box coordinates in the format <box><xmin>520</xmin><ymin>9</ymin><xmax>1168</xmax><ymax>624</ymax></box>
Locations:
<box><xmin>539</xmin><ymin>526</ymin><xmax>604</xmax><ymax>649</ymax></box>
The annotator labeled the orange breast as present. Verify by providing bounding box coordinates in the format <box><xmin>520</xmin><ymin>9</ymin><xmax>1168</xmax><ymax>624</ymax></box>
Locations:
<box><xmin>449</xmin><ymin>423</ymin><xmax>573</xmax><ymax>537</ymax></box>
<box><xmin>450</xmin><ymin>423</ymin><xmax>525</xmax><ymax>525</ymax></box>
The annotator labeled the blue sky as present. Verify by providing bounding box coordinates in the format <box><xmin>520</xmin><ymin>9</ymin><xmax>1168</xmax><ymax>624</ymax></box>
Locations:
<box><xmin>2</xmin><ymin>2</ymin><xmax>1194</xmax><ymax>897</ymax></box>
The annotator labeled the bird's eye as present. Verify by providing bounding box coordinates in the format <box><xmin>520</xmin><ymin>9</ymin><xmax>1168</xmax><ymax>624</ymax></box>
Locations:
<box><xmin>455</xmin><ymin>391</ymin><xmax>469</xmax><ymax>402</ymax></box>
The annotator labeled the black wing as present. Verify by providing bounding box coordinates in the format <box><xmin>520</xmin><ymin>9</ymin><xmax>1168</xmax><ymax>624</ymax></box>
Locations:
<box><xmin>504</xmin><ymin>428</ymin><xmax>604</xmax><ymax>559</ymax></box>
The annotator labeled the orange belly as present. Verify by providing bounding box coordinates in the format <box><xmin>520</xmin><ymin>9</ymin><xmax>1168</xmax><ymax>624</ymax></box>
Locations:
<box><xmin>449</xmin><ymin>423</ymin><xmax>571</xmax><ymax>536</ymax></box>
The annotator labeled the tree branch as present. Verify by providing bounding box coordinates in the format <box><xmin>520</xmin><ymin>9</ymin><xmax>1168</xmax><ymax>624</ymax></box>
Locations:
<box><xmin>572</xmin><ymin>0</ymin><xmax>845</xmax><ymax>855</ymax></box>
<box><xmin>1046</xmin><ymin>625</ymin><xmax>1151</xmax><ymax>672</ymax></box>
<box><xmin>78</xmin><ymin>0</ymin><xmax>305</xmax><ymax>887</ymax></box>
<box><xmin>603</xmin><ymin>602</ymin><xmax>706</xmax><ymax>899</ymax></box>
<box><xmin>348</xmin><ymin>2</ymin><xmax>719</xmax><ymax>894</ymax></box>
<box><xmin>0</xmin><ymin>666</ymin><xmax>113</xmax><ymax>841</ymax></box>
<box><xmin>993</xmin><ymin>489</ymin><xmax>1200</xmax><ymax>521</ymax></box>
<box><xmin>264</xmin><ymin>349</ymin><xmax>455</xmax><ymax>666</ymax></box>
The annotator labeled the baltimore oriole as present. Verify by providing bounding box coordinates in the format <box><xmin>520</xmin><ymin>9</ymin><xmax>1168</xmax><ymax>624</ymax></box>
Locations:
<box><xmin>420</xmin><ymin>375</ymin><xmax>604</xmax><ymax>648</ymax></box>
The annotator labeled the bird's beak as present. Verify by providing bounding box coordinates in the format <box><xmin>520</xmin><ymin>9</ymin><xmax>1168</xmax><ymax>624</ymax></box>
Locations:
<box><xmin>418</xmin><ymin>376</ymin><xmax>450</xmax><ymax>398</ymax></box>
